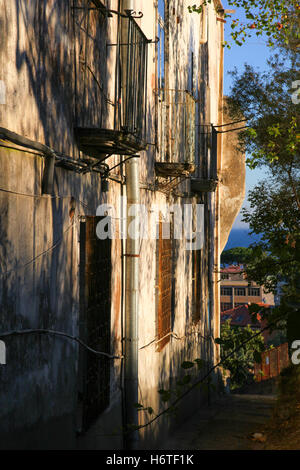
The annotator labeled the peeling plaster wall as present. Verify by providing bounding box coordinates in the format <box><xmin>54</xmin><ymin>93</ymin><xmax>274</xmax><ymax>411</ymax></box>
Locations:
<box><xmin>0</xmin><ymin>0</ymin><xmax>122</xmax><ymax>449</ymax></box>
<box><xmin>77</xmin><ymin>0</ymin><xmax>226</xmax><ymax>451</ymax></box>
<box><xmin>219</xmin><ymin>100</ymin><xmax>246</xmax><ymax>253</ymax></box>
<box><xmin>0</xmin><ymin>0</ymin><xmax>225</xmax><ymax>450</ymax></box>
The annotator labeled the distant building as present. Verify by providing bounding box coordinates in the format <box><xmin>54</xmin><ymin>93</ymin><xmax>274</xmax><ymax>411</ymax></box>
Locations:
<box><xmin>220</xmin><ymin>303</ymin><xmax>273</xmax><ymax>345</ymax></box>
<box><xmin>220</xmin><ymin>265</ymin><xmax>274</xmax><ymax>312</ymax></box>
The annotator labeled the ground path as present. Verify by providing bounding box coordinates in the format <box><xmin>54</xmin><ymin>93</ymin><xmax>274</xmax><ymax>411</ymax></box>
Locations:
<box><xmin>160</xmin><ymin>394</ymin><xmax>276</xmax><ymax>450</ymax></box>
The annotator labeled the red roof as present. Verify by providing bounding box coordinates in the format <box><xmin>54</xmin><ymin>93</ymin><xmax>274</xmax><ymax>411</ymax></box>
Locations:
<box><xmin>221</xmin><ymin>304</ymin><xmax>261</xmax><ymax>327</ymax></box>
<box><xmin>221</xmin><ymin>304</ymin><xmax>273</xmax><ymax>343</ymax></box>
<box><xmin>254</xmin><ymin>302</ymin><xmax>272</xmax><ymax>308</ymax></box>
<box><xmin>221</xmin><ymin>265</ymin><xmax>244</xmax><ymax>273</ymax></box>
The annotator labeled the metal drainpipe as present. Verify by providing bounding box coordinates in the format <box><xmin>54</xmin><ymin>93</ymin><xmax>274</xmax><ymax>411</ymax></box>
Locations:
<box><xmin>121</xmin><ymin>0</ymin><xmax>140</xmax><ymax>449</ymax></box>
<box><xmin>124</xmin><ymin>156</ymin><xmax>140</xmax><ymax>450</ymax></box>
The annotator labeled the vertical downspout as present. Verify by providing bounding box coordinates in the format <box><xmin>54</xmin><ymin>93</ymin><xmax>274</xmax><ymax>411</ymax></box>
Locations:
<box><xmin>124</xmin><ymin>157</ymin><xmax>140</xmax><ymax>450</ymax></box>
<box><xmin>121</xmin><ymin>0</ymin><xmax>140</xmax><ymax>449</ymax></box>
<box><xmin>214</xmin><ymin>11</ymin><xmax>225</xmax><ymax>368</ymax></box>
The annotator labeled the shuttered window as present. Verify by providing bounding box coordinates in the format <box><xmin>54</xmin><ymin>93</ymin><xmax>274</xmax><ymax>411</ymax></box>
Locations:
<box><xmin>156</xmin><ymin>220</ymin><xmax>172</xmax><ymax>351</ymax></box>
<box><xmin>78</xmin><ymin>216</ymin><xmax>111</xmax><ymax>431</ymax></box>
<box><xmin>235</xmin><ymin>287</ymin><xmax>246</xmax><ymax>296</ymax></box>
<box><xmin>192</xmin><ymin>249</ymin><xmax>202</xmax><ymax>323</ymax></box>
<box><xmin>248</xmin><ymin>287</ymin><xmax>260</xmax><ymax>297</ymax></box>
<box><xmin>221</xmin><ymin>287</ymin><xmax>233</xmax><ymax>296</ymax></box>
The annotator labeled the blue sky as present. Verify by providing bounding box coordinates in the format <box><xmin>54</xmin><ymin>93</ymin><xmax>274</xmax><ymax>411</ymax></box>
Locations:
<box><xmin>222</xmin><ymin>1</ymin><xmax>274</xmax><ymax>228</ymax></box>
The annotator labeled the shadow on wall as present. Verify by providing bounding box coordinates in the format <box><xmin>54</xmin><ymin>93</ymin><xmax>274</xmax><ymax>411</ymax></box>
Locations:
<box><xmin>0</xmin><ymin>182</ymin><xmax>78</xmax><ymax>449</ymax></box>
<box><xmin>219</xmin><ymin>98</ymin><xmax>246</xmax><ymax>252</ymax></box>
<box><xmin>14</xmin><ymin>0</ymin><xmax>111</xmax><ymax>151</ymax></box>
<box><xmin>0</xmin><ymin>0</ymin><xmax>117</xmax><ymax>448</ymax></box>
<box><xmin>137</xmin><ymin>333</ymin><xmax>218</xmax><ymax>450</ymax></box>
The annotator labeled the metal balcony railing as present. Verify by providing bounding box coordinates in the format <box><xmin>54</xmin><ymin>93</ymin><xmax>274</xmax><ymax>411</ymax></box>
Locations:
<box><xmin>75</xmin><ymin>9</ymin><xmax>149</xmax><ymax>158</ymax></box>
<box><xmin>157</xmin><ymin>89</ymin><xmax>196</xmax><ymax>164</ymax></box>
<box><xmin>190</xmin><ymin>124</ymin><xmax>219</xmax><ymax>193</ymax></box>
<box><xmin>119</xmin><ymin>13</ymin><xmax>148</xmax><ymax>143</ymax></box>
<box><xmin>211</xmin><ymin>125</ymin><xmax>218</xmax><ymax>180</ymax></box>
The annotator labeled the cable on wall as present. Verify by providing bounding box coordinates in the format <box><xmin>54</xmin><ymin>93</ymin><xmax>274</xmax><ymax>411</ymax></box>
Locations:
<box><xmin>0</xmin><ymin>127</ymin><xmax>56</xmax><ymax>194</ymax></box>
<box><xmin>0</xmin><ymin>328</ymin><xmax>123</xmax><ymax>360</ymax></box>
<box><xmin>0</xmin><ymin>216</ymin><xmax>77</xmax><ymax>278</ymax></box>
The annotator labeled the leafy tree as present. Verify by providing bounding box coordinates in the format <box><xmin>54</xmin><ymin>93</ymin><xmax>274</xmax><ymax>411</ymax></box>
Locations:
<box><xmin>243</xmin><ymin>184</ymin><xmax>299</xmax><ymax>280</ymax></box>
<box><xmin>221</xmin><ymin>246</ymin><xmax>254</xmax><ymax>266</ymax></box>
<box><xmin>227</xmin><ymin>55</ymin><xmax>299</xmax><ymax>178</ymax></box>
<box><xmin>189</xmin><ymin>0</ymin><xmax>300</xmax><ymax>49</ymax></box>
<box><xmin>226</xmin><ymin>52</ymin><xmax>300</xmax><ymax>342</ymax></box>
<box><xmin>216</xmin><ymin>320</ymin><xmax>265</xmax><ymax>389</ymax></box>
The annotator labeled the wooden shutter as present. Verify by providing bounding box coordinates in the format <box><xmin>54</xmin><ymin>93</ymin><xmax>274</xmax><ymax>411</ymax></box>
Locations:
<box><xmin>157</xmin><ymin>220</ymin><xmax>172</xmax><ymax>351</ymax></box>
<box><xmin>78</xmin><ymin>216</ymin><xmax>111</xmax><ymax>431</ymax></box>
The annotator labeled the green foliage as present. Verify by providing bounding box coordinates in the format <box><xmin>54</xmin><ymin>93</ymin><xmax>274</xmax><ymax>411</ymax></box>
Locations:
<box><xmin>221</xmin><ymin>246</ymin><xmax>254</xmax><ymax>266</ymax></box>
<box><xmin>188</xmin><ymin>0</ymin><xmax>300</xmax><ymax>50</ymax></box>
<box><xmin>217</xmin><ymin>320</ymin><xmax>265</xmax><ymax>389</ymax></box>
<box><xmin>135</xmin><ymin>357</ymin><xmax>207</xmax><ymax>421</ymax></box>
<box><xmin>133</xmin><ymin>403</ymin><xmax>144</xmax><ymax>409</ymax></box>
<box><xmin>181</xmin><ymin>361</ymin><xmax>195</xmax><ymax>369</ymax></box>
<box><xmin>226</xmin><ymin>51</ymin><xmax>300</xmax><ymax>340</ymax></box>
<box><xmin>133</xmin><ymin>403</ymin><xmax>154</xmax><ymax>415</ymax></box>
<box><xmin>227</xmin><ymin>56</ymin><xmax>300</xmax><ymax>177</ymax></box>
<box><xmin>194</xmin><ymin>358</ymin><xmax>205</xmax><ymax>369</ymax></box>
<box><xmin>158</xmin><ymin>389</ymin><xmax>172</xmax><ymax>403</ymax></box>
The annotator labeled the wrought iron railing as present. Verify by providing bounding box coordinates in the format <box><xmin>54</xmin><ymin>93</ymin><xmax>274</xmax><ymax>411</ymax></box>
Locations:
<box><xmin>156</xmin><ymin>89</ymin><xmax>196</xmax><ymax>163</ymax></box>
<box><xmin>194</xmin><ymin>124</ymin><xmax>218</xmax><ymax>180</ymax></box>
<box><xmin>74</xmin><ymin>7</ymin><xmax>150</xmax><ymax>157</ymax></box>
<box><xmin>119</xmin><ymin>14</ymin><xmax>148</xmax><ymax>142</ymax></box>
<box><xmin>210</xmin><ymin>125</ymin><xmax>218</xmax><ymax>180</ymax></box>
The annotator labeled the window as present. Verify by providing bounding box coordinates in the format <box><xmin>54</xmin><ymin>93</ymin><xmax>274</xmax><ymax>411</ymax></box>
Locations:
<box><xmin>157</xmin><ymin>0</ymin><xmax>165</xmax><ymax>92</ymax></box>
<box><xmin>78</xmin><ymin>216</ymin><xmax>111</xmax><ymax>431</ymax></box>
<box><xmin>221</xmin><ymin>273</ymin><xmax>229</xmax><ymax>280</ymax></box>
<box><xmin>221</xmin><ymin>303</ymin><xmax>233</xmax><ymax>312</ymax></box>
<box><xmin>192</xmin><ymin>249</ymin><xmax>202</xmax><ymax>324</ymax></box>
<box><xmin>156</xmin><ymin>219</ymin><xmax>173</xmax><ymax>351</ymax></box>
<box><xmin>248</xmin><ymin>287</ymin><xmax>260</xmax><ymax>297</ymax></box>
<box><xmin>235</xmin><ymin>287</ymin><xmax>246</xmax><ymax>296</ymax></box>
<box><xmin>156</xmin><ymin>0</ymin><xmax>167</xmax><ymax>160</ymax></box>
<box><xmin>221</xmin><ymin>287</ymin><xmax>232</xmax><ymax>296</ymax></box>
<box><xmin>190</xmin><ymin>51</ymin><xmax>194</xmax><ymax>95</ymax></box>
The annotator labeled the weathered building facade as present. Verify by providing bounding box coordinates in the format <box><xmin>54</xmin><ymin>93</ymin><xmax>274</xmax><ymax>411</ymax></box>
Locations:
<box><xmin>0</xmin><ymin>0</ymin><xmax>243</xmax><ymax>449</ymax></box>
<box><xmin>220</xmin><ymin>265</ymin><xmax>275</xmax><ymax>312</ymax></box>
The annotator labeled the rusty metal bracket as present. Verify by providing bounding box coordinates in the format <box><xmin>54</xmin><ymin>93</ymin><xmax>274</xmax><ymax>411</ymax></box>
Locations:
<box><xmin>147</xmin><ymin>36</ymin><xmax>160</xmax><ymax>44</ymax></box>
<box><xmin>71</xmin><ymin>6</ymin><xmax>143</xmax><ymax>19</ymax></box>
<box><xmin>0</xmin><ymin>127</ymin><xmax>55</xmax><ymax>195</ymax></box>
<box><xmin>107</xmin><ymin>36</ymin><xmax>159</xmax><ymax>46</ymax></box>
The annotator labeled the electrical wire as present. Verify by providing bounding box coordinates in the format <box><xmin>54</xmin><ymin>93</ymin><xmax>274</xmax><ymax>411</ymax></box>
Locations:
<box><xmin>81</xmin><ymin>60</ymin><xmax>116</xmax><ymax>107</ymax></box>
<box><xmin>0</xmin><ymin>186</ymin><xmax>90</xmax><ymax>209</ymax></box>
<box><xmin>139</xmin><ymin>329</ymin><xmax>212</xmax><ymax>351</ymax></box>
<box><xmin>0</xmin><ymin>217</ymin><xmax>77</xmax><ymax>278</ymax></box>
<box><xmin>0</xmin><ymin>328</ymin><xmax>123</xmax><ymax>360</ymax></box>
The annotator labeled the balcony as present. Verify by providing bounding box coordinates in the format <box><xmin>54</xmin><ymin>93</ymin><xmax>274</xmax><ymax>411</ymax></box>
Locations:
<box><xmin>191</xmin><ymin>125</ymin><xmax>218</xmax><ymax>193</ymax></box>
<box><xmin>75</xmin><ymin>10</ymin><xmax>149</xmax><ymax>159</ymax></box>
<box><xmin>155</xmin><ymin>89</ymin><xmax>196</xmax><ymax>177</ymax></box>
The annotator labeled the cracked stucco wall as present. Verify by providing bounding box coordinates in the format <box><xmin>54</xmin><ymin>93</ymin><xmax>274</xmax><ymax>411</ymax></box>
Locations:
<box><xmin>219</xmin><ymin>100</ymin><xmax>246</xmax><ymax>253</ymax></box>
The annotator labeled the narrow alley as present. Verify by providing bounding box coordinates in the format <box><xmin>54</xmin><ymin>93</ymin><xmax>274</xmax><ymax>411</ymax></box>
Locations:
<box><xmin>0</xmin><ymin>0</ymin><xmax>299</xmax><ymax>452</ymax></box>
<box><xmin>160</xmin><ymin>393</ymin><xmax>276</xmax><ymax>450</ymax></box>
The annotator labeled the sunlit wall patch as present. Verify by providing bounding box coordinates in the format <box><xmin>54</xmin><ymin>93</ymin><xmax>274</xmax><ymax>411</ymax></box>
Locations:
<box><xmin>0</xmin><ymin>80</ymin><xmax>6</xmax><ymax>105</ymax></box>
<box><xmin>0</xmin><ymin>340</ymin><xmax>6</xmax><ymax>365</ymax></box>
